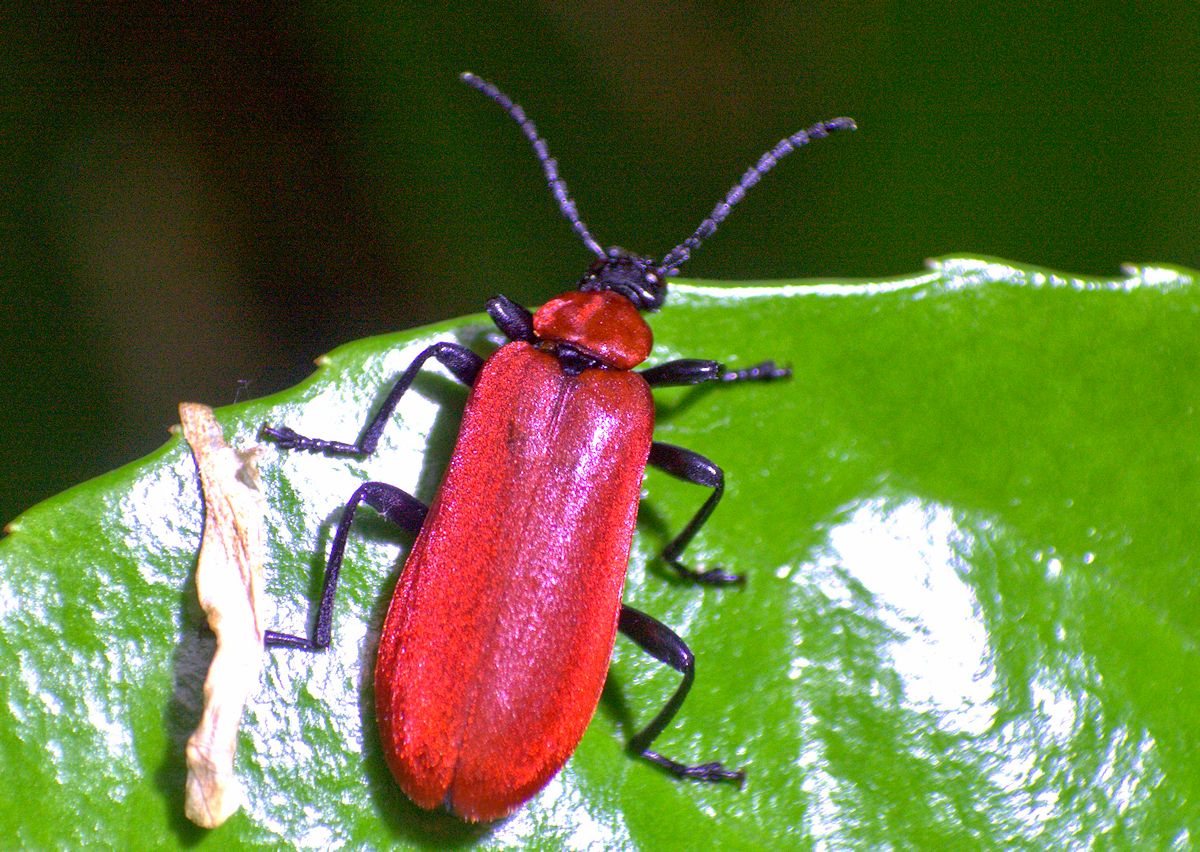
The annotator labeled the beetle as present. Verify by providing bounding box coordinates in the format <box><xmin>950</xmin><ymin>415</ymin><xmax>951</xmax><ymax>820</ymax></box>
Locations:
<box><xmin>262</xmin><ymin>72</ymin><xmax>854</xmax><ymax>822</ymax></box>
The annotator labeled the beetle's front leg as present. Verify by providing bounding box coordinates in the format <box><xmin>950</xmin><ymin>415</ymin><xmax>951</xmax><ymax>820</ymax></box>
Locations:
<box><xmin>640</xmin><ymin>358</ymin><xmax>790</xmax><ymax>388</ymax></box>
<box><xmin>619</xmin><ymin>605</ymin><xmax>744</xmax><ymax>785</ymax></box>
<box><xmin>262</xmin><ymin>341</ymin><xmax>484</xmax><ymax>458</ymax></box>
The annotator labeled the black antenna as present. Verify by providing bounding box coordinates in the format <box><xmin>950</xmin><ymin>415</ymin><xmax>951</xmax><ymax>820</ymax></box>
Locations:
<box><xmin>461</xmin><ymin>72</ymin><xmax>606</xmax><ymax>259</ymax></box>
<box><xmin>657</xmin><ymin>116</ymin><xmax>857</xmax><ymax>276</ymax></box>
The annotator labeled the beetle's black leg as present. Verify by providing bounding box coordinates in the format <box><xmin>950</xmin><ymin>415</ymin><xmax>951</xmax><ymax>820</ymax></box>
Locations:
<box><xmin>641</xmin><ymin>359</ymin><xmax>721</xmax><ymax>387</ymax></box>
<box><xmin>265</xmin><ymin>481</ymin><xmax>427</xmax><ymax>651</ymax></box>
<box><xmin>618</xmin><ymin>605</ymin><xmax>744</xmax><ymax>785</ymax></box>
<box><xmin>641</xmin><ymin>358</ymin><xmax>790</xmax><ymax>388</ymax></box>
<box><xmin>486</xmin><ymin>294</ymin><xmax>536</xmax><ymax>343</ymax></box>
<box><xmin>718</xmin><ymin>359</ymin><xmax>791</xmax><ymax>383</ymax></box>
<box><xmin>262</xmin><ymin>342</ymin><xmax>484</xmax><ymax>457</ymax></box>
<box><xmin>648</xmin><ymin>442</ymin><xmax>741</xmax><ymax>586</ymax></box>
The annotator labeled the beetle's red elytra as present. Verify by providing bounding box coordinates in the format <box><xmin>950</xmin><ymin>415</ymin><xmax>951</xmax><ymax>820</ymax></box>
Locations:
<box><xmin>262</xmin><ymin>72</ymin><xmax>854</xmax><ymax>822</ymax></box>
<box><xmin>378</xmin><ymin>341</ymin><xmax>652</xmax><ymax>818</ymax></box>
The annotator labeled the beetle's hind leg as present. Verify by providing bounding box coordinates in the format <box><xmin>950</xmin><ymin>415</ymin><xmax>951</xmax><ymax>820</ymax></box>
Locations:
<box><xmin>618</xmin><ymin>605</ymin><xmax>744</xmax><ymax>785</ymax></box>
<box><xmin>261</xmin><ymin>342</ymin><xmax>484</xmax><ymax>457</ymax></box>
<box><xmin>265</xmin><ymin>482</ymin><xmax>427</xmax><ymax>651</ymax></box>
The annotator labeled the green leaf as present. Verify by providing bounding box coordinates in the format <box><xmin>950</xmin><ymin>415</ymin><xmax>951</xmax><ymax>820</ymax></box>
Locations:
<box><xmin>3</xmin><ymin>256</ymin><xmax>1198</xmax><ymax>847</ymax></box>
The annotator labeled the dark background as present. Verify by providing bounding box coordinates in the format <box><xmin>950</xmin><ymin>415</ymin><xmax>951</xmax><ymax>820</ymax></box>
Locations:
<box><xmin>3</xmin><ymin>3</ymin><xmax>1197</xmax><ymax>525</ymax></box>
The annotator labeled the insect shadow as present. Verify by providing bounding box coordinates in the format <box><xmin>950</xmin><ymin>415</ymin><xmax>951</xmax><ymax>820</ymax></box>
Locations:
<box><xmin>154</xmin><ymin>448</ymin><xmax>228</xmax><ymax>845</ymax></box>
<box><xmin>650</xmin><ymin>374</ymin><xmax>726</xmax><ymax>422</ymax></box>
<box><xmin>156</xmin><ymin>564</ymin><xmax>217</xmax><ymax>846</ymax></box>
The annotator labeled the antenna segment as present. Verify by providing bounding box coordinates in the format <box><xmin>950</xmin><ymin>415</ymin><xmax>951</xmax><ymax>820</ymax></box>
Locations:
<box><xmin>462</xmin><ymin>72</ymin><xmax>856</xmax><ymax>278</ymax></box>
<box><xmin>461</xmin><ymin>72</ymin><xmax>606</xmax><ymax>259</ymax></box>
<box><xmin>657</xmin><ymin>116</ymin><xmax>856</xmax><ymax>276</ymax></box>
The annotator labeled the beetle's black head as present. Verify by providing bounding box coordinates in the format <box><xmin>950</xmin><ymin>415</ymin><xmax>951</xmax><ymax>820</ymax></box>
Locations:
<box><xmin>577</xmin><ymin>249</ymin><xmax>667</xmax><ymax>312</ymax></box>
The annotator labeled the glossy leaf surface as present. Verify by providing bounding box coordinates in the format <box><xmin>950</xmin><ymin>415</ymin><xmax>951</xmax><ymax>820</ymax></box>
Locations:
<box><xmin>2</xmin><ymin>257</ymin><xmax>1197</xmax><ymax>847</ymax></box>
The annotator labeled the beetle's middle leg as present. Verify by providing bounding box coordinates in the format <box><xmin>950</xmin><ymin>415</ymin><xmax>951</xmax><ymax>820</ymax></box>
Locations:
<box><xmin>618</xmin><ymin>605</ymin><xmax>744</xmax><ymax>785</ymax></box>
<box><xmin>265</xmin><ymin>481</ymin><xmax>427</xmax><ymax>651</ymax></box>
<box><xmin>641</xmin><ymin>357</ymin><xmax>787</xmax><ymax>586</ymax></box>
<box><xmin>647</xmin><ymin>442</ymin><xmax>745</xmax><ymax>586</ymax></box>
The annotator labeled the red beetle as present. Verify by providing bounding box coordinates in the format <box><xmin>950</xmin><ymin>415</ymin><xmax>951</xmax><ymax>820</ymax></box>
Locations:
<box><xmin>264</xmin><ymin>73</ymin><xmax>854</xmax><ymax>822</ymax></box>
